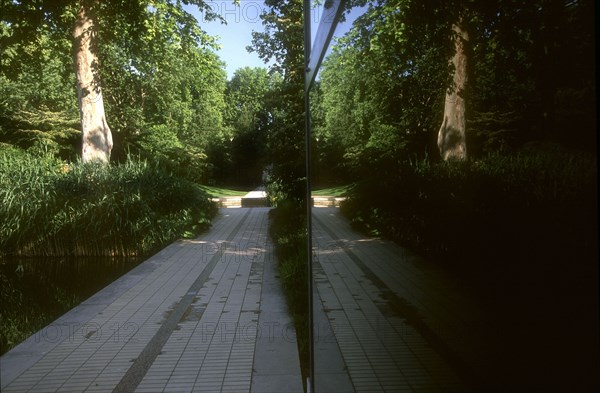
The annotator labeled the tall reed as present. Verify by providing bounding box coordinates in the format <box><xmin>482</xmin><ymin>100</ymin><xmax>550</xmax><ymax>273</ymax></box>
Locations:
<box><xmin>0</xmin><ymin>148</ymin><xmax>217</xmax><ymax>257</ymax></box>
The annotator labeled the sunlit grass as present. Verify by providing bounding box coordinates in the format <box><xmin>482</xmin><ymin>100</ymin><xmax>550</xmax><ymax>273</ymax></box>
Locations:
<box><xmin>198</xmin><ymin>185</ymin><xmax>250</xmax><ymax>198</ymax></box>
<box><xmin>311</xmin><ymin>184</ymin><xmax>353</xmax><ymax>197</ymax></box>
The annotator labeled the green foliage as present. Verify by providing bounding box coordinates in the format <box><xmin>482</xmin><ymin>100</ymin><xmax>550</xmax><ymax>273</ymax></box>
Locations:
<box><xmin>466</xmin><ymin>0</ymin><xmax>596</xmax><ymax>153</ymax></box>
<box><xmin>0</xmin><ymin>105</ymin><xmax>80</xmax><ymax>160</ymax></box>
<box><xmin>99</xmin><ymin>21</ymin><xmax>230</xmax><ymax>181</ymax></box>
<box><xmin>249</xmin><ymin>0</ymin><xmax>304</xmax><ymax>79</ymax></box>
<box><xmin>222</xmin><ymin>67</ymin><xmax>274</xmax><ymax>185</ymax></box>
<box><xmin>1</xmin><ymin>1</ymin><xmax>231</xmax><ymax>183</ymax></box>
<box><xmin>226</xmin><ymin>67</ymin><xmax>272</xmax><ymax>126</ymax></box>
<box><xmin>0</xmin><ymin>23</ymin><xmax>79</xmax><ymax>159</ymax></box>
<box><xmin>0</xmin><ymin>147</ymin><xmax>217</xmax><ymax>257</ymax></box>
<box><xmin>317</xmin><ymin>1</ymin><xmax>451</xmax><ymax>174</ymax></box>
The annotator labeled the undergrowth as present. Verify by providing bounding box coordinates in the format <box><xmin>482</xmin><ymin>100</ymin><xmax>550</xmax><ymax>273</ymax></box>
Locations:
<box><xmin>0</xmin><ymin>147</ymin><xmax>218</xmax><ymax>257</ymax></box>
<box><xmin>341</xmin><ymin>147</ymin><xmax>598</xmax><ymax>283</ymax></box>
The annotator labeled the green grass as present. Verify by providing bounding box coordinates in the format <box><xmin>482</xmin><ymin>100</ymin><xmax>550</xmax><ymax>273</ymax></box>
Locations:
<box><xmin>311</xmin><ymin>184</ymin><xmax>353</xmax><ymax>197</ymax></box>
<box><xmin>198</xmin><ymin>185</ymin><xmax>250</xmax><ymax>198</ymax></box>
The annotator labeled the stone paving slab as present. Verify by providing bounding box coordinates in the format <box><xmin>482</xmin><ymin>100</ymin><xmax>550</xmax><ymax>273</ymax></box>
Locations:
<box><xmin>1</xmin><ymin>208</ymin><xmax>301</xmax><ymax>393</ymax></box>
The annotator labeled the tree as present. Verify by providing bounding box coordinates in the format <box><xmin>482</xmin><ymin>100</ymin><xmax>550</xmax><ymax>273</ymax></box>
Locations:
<box><xmin>437</xmin><ymin>17</ymin><xmax>468</xmax><ymax>161</ymax></box>
<box><xmin>73</xmin><ymin>2</ymin><xmax>112</xmax><ymax>162</ymax></box>
<box><xmin>1</xmin><ymin>0</ymin><xmax>221</xmax><ymax>163</ymax></box>
<box><xmin>249</xmin><ymin>0</ymin><xmax>305</xmax><ymax>202</ymax></box>
<box><xmin>133</xmin><ymin>44</ymin><xmax>229</xmax><ymax>183</ymax></box>
<box><xmin>224</xmin><ymin>67</ymin><xmax>273</xmax><ymax>185</ymax></box>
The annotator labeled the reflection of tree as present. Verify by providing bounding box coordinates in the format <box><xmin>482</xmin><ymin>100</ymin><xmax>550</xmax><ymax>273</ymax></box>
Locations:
<box><xmin>317</xmin><ymin>0</ymin><xmax>595</xmax><ymax>169</ymax></box>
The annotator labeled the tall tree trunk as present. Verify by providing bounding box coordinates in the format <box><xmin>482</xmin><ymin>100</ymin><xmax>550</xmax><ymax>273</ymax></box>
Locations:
<box><xmin>73</xmin><ymin>1</ymin><xmax>112</xmax><ymax>163</ymax></box>
<box><xmin>438</xmin><ymin>20</ymin><xmax>468</xmax><ymax>161</ymax></box>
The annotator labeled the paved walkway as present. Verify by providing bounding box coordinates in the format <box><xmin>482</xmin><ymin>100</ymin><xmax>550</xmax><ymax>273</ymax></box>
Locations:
<box><xmin>5</xmin><ymin>205</ymin><xmax>595</xmax><ymax>392</ymax></box>
<box><xmin>311</xmin><ymin>208</ymin><xmax>479</xmax><ymax>392</ymax></box>
<box><xmin>1</xmin><ymin>208</ymin><xmax>302</xmax><ymax>393</ymax></box>
<box><xmin>310</xmin><ymin>208</ymin><xmax>600</xmax><ymax>392</ymax></box>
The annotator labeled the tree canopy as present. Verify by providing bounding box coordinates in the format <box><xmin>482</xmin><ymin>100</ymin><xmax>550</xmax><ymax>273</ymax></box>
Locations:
<box><xmin>223</xmin><ymin>66</ymin><xmax>278</xmax><ymax>185</ymax></box>
<box><xmin>1</xmin><ymin>0</ymin><xmax>230</xmax><ymax>178</ymax></box>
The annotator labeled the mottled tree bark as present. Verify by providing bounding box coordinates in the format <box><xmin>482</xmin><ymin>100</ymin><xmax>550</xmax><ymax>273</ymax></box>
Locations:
<box><xmin>438</xmin><ymin>20</ymin><xmax>468</xmax><ymax>161</ymax></box>
<box><xmin>73</xmin><ymin>1</ymin><xmax>112</xmax><ymax>163</ymax></box>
